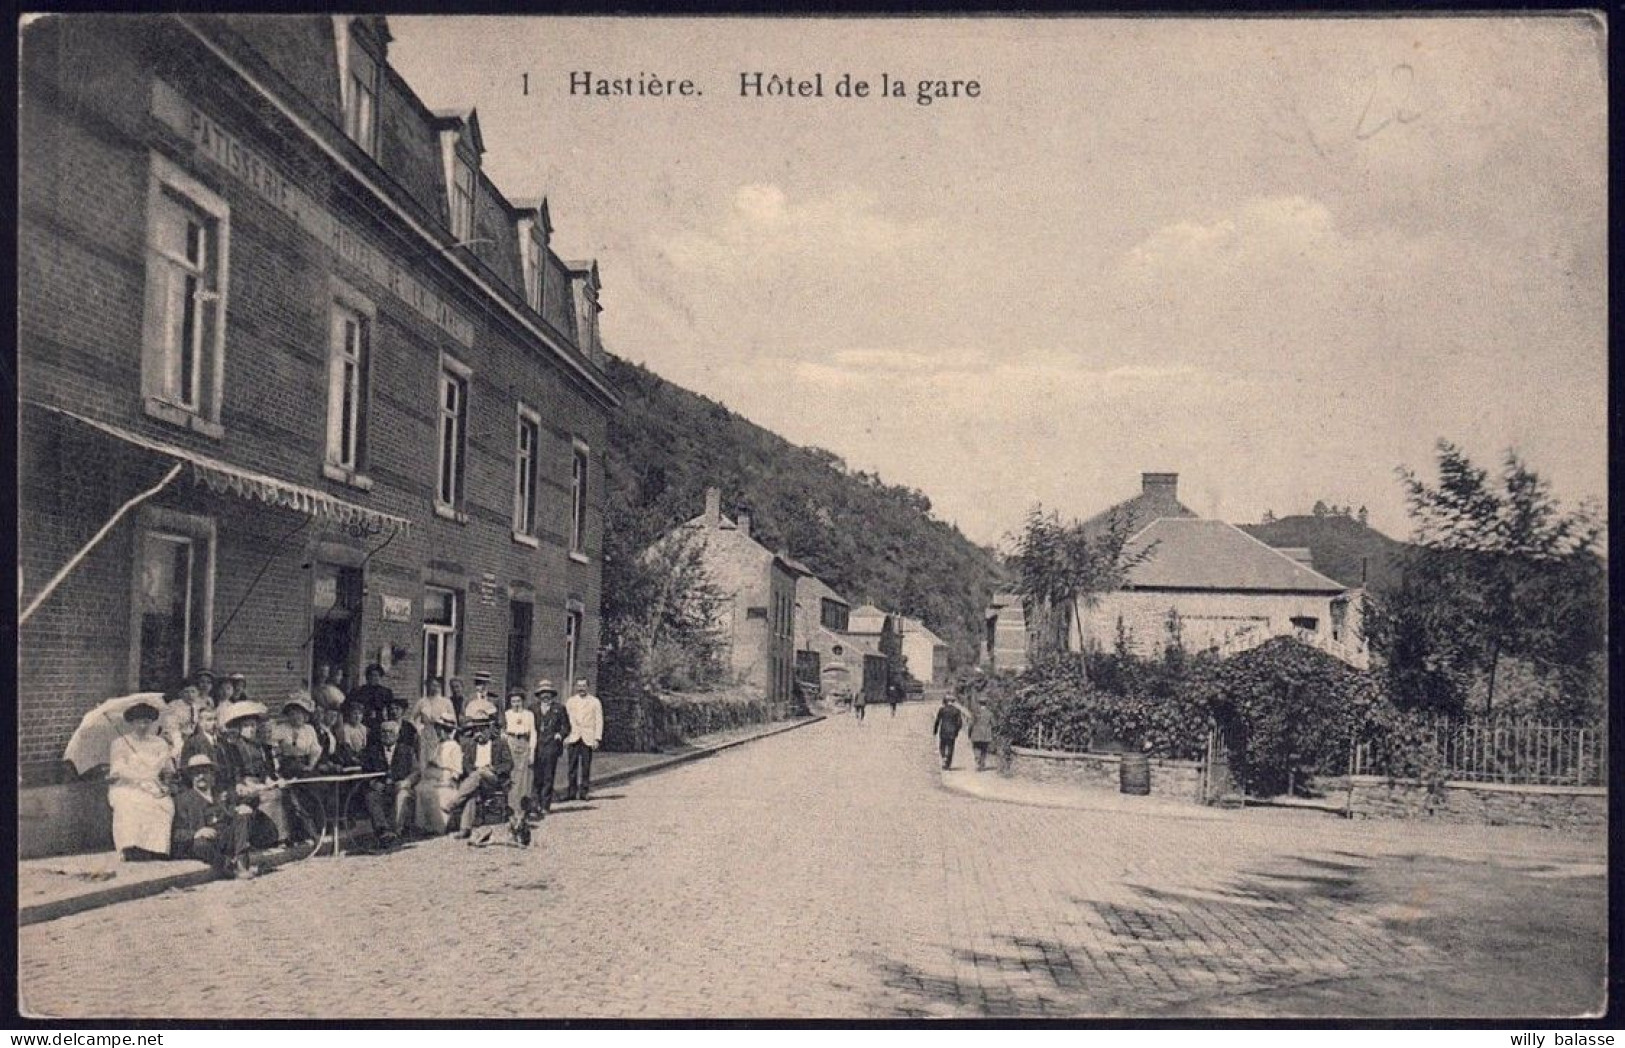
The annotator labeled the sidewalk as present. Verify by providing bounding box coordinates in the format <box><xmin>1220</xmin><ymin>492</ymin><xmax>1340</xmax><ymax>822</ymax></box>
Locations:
<box><xmin>939</xmin><ymin>763</ymin><xmax>1234</xmax><ymax>822</ymax></box>
<box><xmin>18</xmin><ymin>713</ymin><xmax>822</xmax><ymax>927</ymax></box>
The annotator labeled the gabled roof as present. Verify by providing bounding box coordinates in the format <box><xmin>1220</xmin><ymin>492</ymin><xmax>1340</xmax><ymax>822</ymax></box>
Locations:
<box><xmin>899</xmin><ymin>617</ymin><xmax>947</xmax><ymax>647</ymax></box>
<box><xmin>1121</xmin><ymin>518</ymin><xmax>1349</xmax><ymax>594</ymax></box>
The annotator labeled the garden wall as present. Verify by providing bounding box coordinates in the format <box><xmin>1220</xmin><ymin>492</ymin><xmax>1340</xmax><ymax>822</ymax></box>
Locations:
<box><xmin>1342</xmin><ymin>776</ymin><xmax>1606</xmax><ymax>831</ymax></box>
<box><xmin>1007</xmin><ymin>746</ymin><xmax>1206</xmax><ymax>803</ymax></box>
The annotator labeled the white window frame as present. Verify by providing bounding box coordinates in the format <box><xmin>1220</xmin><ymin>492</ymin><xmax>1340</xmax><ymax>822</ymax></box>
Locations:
<box><xmin>451</xmin><ymin>156</ymin><xmax>476</xmax><ymax>242</ymax></box>
<box><xmin>524</xmin><ymin>233</ymin><xmax>543</xmax><ymax>312</ymax></box>
<box><xmin>421</xmin><ymin>586</ymin><xmax>461</xmax><ymax>695</ymax></box>
<box><xmin>126</xmin><ymin>507</ymin><xmax>216</xmax><ymax>691</ymax></box>
<box><xmin>513</xmin><ymin>403</ymin><xmax>541</xmax><ymax>544</ymax></box>
<box><xmin>342</xmin><ymin>35</ymin><xmax>380</xmax><ymax>156</ymax></box>
<box><xmin>435</xmin><ymin>354</ymin><xmax>471</xmax><ymax>521</ymax></box>
<box><xmin>323</xmin><ymin>282</ymin><xmax>375</xmax><ymax>488</ymax></box>
<box><xmin>564</xmin><ymin>606</ymin><xmax>584</xmax><ymax>686</ymax></box>
<box><xmin>141</xmin><ymin>153</ymin><xmax>230</xmax><ymax>438</ymax></box>
<box><xmin>569</xmin><ymin>438</ymin><xmax>590</xmax><ymax>561</ymax></box>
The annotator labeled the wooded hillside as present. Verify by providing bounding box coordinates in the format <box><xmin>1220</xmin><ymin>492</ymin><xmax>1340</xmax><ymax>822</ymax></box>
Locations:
<box><xmin>602</xmin><ymin>355</ymin><xmax>1002</xmax><ymax>668</ymax></box>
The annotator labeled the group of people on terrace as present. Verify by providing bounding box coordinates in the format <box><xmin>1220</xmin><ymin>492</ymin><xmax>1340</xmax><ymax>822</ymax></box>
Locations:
<box><xmin>105</xmin><ymin>664</ymin><xmax>605</xmax><ymax>879</ymax></box>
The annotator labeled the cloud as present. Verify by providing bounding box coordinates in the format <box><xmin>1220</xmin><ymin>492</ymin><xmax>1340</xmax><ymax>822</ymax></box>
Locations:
<box><xmin>1119</xmin><ymin>195</ymin><xmax>1337</xmax><ymax>281</ymax></box>
<box><xmin>663</xmin><ymin>184</ymin><xmax>935</xmax><ymax>275</ymax></box>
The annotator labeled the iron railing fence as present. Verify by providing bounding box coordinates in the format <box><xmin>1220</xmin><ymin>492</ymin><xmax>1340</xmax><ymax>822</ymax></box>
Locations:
<box><xmin>1352</xmin><ymin>714</ymin><xmax>1606</xmax><ymax>787</ymax></box>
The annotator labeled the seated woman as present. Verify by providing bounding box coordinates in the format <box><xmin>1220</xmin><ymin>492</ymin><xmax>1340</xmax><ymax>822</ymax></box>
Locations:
<box><xmin>413</xmin><ymin>710</ymin><xmax>463</xmax><ymax>836</ymax></box>
<box><xmin>270</xmin><ymin>692</ymin><xmax>324</xmax><ymax>843</ymax></box>
<box><xmin>218</xmin><ymin>700</ymin><xmax>288</xmax><ymax>848</ymax></box>
<box><xmin>107</xmin><ymin>701</ymin><xmax>176</xmax><ymax>861</ymax></box>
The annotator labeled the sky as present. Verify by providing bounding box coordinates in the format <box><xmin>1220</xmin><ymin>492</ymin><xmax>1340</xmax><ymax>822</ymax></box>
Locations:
<box><xmin>389</xmin><ymin>16</ymin><xmax>1607</xmax><ymax>548</ymax></box>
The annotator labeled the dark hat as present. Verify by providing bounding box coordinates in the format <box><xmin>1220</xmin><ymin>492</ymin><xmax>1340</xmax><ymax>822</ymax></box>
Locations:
<box><xmin>471</xmin><ymin>670</ymin><xmax>493</xmax><ymax>685</ymax></box>
<box><xmin>190</xmin><ymin>667</ymin><xmax>217</xmax><ymax>684</ymax></box>
<box><xmin>122</xmin><ymin>703</ymin><xmax>162</xmax><ymax>723</ymax></box>
<box><xmin>364</xmin><ymin>662</ymin><xmax>387</xmax><ymax>677</ymax></box>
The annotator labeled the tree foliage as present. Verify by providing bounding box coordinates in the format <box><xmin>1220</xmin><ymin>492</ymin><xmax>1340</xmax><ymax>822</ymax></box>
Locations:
<box><xmin>1006</xmin><ymin>505</ymin><xmax>1153</xmax><ymax>658</ymax></box>
<box><xmin>1370</xmin><ymin>441</ymin><xmax>1604</xmax><ymax>717</ymax></box>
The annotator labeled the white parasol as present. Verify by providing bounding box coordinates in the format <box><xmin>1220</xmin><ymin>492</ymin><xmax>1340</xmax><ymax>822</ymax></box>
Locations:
<box><xmin>62</xmin><ymin>692</ymin><xmax>168</xmax><ymax>775</ymax></box>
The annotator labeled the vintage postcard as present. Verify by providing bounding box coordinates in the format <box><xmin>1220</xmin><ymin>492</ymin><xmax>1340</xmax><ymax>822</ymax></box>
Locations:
<box><xmin>14</xmin><ymin>13</ymin><xmax>1608</xmax><ymax>1023</ymax></box>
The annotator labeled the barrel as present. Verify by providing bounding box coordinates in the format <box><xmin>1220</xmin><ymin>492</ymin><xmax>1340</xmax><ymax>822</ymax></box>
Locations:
<box><xmin>1119</xmin><ymin>753</ymin><xmax>1151</xmax><ymax>795</ymax></box>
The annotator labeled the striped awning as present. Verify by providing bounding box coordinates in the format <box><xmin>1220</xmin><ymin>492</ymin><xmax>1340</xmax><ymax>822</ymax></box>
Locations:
<box><xmin>34</xmin><ymin>403</ymin><xmax>411</xmax><ymax>536</ymax></box>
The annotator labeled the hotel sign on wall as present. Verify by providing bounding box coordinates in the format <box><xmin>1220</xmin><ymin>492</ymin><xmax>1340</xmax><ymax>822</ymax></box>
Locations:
<box><xmin>151</xmin><ymin>80</ymin><xmax>476</xmax><ymax>348</ymax></box>
<box><xmin>380</xmin><ymin>595</ymin><xmax>414</xmax><ymax>623</ymax></box>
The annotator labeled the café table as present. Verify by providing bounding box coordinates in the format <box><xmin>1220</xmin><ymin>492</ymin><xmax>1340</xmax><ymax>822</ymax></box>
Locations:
<box><xmin>280</xmin><ymin>770</ymin><xmax>385</xmax><ymax>859</ymax></box>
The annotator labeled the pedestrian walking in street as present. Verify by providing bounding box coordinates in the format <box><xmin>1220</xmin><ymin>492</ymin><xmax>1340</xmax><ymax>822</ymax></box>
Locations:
<box><xmin>563</xmin><ymin>678</ymin><xmax>603</xmax><ymax>801</ymax></box>
<box><xmin>107</xmin><ymin>700</ymin><xmax>176</xmax><ymax>861</ymax></box>
<box><xmin>967</xmin><ymin>698</ymin><xmax>995</xmax><ymax>771</ymax></box>
<box><xmin>531</xmin><ymin>680</ymin><xmax>569</xmax><ymax>816</ymax></box>
<box><xmin>931</xmin><ymin>694</ymin><xmax>964</xmax><ymax>771</ymax></box>
<box><xmin>887</xmin><ymin>681</ymin><xmax>900</xmax><ymax>718</ymax></box>
<box><xmin>170</xmin><ymin>753</ymin><xmax>254</xmax><ymax>879</ymax></box>
<box><xmin>853</xmin><ymin>687</ymin><xmax>867</xmax><ymax>722</ymax></box>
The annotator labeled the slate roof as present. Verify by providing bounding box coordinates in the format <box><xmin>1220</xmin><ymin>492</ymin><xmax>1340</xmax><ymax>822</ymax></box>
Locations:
<box><xmin>1122</xmin><ymin>519</ymin><xmax>1349</xmax><ymax>594</ymax></box>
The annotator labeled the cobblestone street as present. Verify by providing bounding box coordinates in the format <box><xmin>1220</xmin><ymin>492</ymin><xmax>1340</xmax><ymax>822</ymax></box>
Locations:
<box><xmin>19</xmin><ymin>703</ymin><xmax>1606</xmax><ymax>1020</ymax></box>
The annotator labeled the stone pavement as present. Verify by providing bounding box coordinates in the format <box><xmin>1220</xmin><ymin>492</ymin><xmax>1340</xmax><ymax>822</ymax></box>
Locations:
<box><xmin>18</xmin><ymin>703</ymin><xmax>1606</xmax><ymax>1019</ymax></box>
<box><xmin>16</xmin><ymin>715</ymin><xmax>822</xmax><ymax>927</ymax></box>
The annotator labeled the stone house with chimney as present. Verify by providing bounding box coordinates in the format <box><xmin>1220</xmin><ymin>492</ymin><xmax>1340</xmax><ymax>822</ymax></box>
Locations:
<box><xmin>1070</xmin><ymin>474</ymin><xmax>1368</xmax><ymax>667</ymax></box>
<box><xmin>665</xmin><ymin>488</ymin><xmax>802</xmax><ymax>710</ymax></box>
<box><xmin>845</xmin><ymin>605</ymin><xmax>950</xmax><ymax>686</ymax></box>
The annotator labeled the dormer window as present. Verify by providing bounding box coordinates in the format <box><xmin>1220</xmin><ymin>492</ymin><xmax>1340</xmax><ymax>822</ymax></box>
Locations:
<box><xmin>335</xmin><ymin>17</ymin><xmax>388</xmax><ymax>158</ymax></box>
<box><xmin>524</xmin><ymin>235</ymin><xmax>542</xmax><ymax>311</ymax></box>
<box><xmin>344</xmin><ymin>42</ymin><xmax>379</xmax><ymax>155</ymax></box>
<box><xmin>451</xmin><ymin>157</ymin><xmax>475</xmax><ymax>241</ymax></box>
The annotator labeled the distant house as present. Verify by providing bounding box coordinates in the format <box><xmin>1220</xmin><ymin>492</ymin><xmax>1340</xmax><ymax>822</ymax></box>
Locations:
<box><xmin>844</xmin><ymin>604</ymin><xmax>949</xmax><ymax>685</ymax></box>
<box><xmin>666</xmin><ymin>488</ymin><xmax>806</xmax><ymax>709</ymax></box>
<box><xmin>1070</xmin><ymin>473</ymin><xmax>1368</xmax><ymax>667</ymax></box>
<box><xmin>793</xmin><ymin>573</ymin><xmax>854</xmax><ymax>701</ymax></box>
<box><xmin>981</xmin><ymin>591</ymin><xmax>1028</xmax><ymax>674</ymax></box>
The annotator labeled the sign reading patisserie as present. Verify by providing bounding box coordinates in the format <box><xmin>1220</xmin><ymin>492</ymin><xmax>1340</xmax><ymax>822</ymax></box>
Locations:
<box><xmin>152</xmin><ymin>79</ymin><xmax>475</xmax><ymax>348</ymax></box>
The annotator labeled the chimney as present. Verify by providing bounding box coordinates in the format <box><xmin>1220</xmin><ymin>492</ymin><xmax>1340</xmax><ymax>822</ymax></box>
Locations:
<box><xmin>737</xmin><ymin>510</ymin><xmax>752</xmax><ymax>538</ymax></box>
<box><xmin>704</xmin><ymin>487</ymin><xmax>721</xmax><ymax>527</ymax></box>
<box><xmin>1142</xmin><ymin>472</ymin><xmax>1179</xmax><ymax>499</ymax></box>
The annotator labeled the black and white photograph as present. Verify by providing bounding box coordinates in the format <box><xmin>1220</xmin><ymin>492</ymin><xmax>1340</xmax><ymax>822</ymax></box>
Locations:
<box><xmin>13</xmin><ymin>12</ymin><xmax>1609</xmax><ymax>1022</ymax></box>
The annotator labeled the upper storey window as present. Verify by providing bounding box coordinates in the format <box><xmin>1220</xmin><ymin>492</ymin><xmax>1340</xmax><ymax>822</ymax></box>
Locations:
<box><xmin>344</xmin><ymin>42</ymin><xmax>379</xmax><ymax>156</ymax></box>
<box><xmin>451</xmin><ymin>156</ymin><xmax>475</xmax><ymax>241</ymax></box>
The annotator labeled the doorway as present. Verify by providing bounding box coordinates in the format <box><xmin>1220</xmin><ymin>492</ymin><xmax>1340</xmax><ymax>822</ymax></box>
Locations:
<box><xmin>506</xmin><ymin>599</ymin><xmax>533</xmax><ymax>699</ymax></box>
<box><xmin>310</xmin><ymin>564</ymin><xmax>363</xmax><ymax>695</ymax></box>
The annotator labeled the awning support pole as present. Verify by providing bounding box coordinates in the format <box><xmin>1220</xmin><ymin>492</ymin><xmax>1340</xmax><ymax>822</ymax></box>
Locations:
<box><xmin>20</xmin><ymin>461</ymin><xmax>185</xmax><ymax>626</ymax></box>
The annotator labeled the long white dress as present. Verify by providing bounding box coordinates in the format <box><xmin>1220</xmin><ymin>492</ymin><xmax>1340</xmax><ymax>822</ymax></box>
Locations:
<box><xmin>108</xmin><ymin>733</ymin><xmax>176</xmax><ymax>855</ymax></box>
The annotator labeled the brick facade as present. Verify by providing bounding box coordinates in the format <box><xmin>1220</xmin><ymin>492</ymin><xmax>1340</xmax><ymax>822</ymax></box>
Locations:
<box><xmin>18</xmin><ymin>16</ymin><xmax>614</xmax><ymax>803</ymax></box>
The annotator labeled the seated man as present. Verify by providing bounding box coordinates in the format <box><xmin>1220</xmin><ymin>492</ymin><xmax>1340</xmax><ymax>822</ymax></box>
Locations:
<box><xmin>360</xmin><ymin>718</ymin><xmax>417</xmax><ymax>846</ymax></box>
<box><xmin>441</xmin><ymin>698</ymin><xmax>512</xmax><ymax>840</ymax></box>
<box><xmin>170</xmin><ymin>753</ymin><xmax>255</xmax><ymax>879</ymax></box>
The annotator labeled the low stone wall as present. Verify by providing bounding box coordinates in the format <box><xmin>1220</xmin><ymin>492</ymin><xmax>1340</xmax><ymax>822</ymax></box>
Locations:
<box><xmin>1007</xmin><ymin>746</ymin><xmax>1206</xmax><ymax>803</ymax></box>
<box><xmin>1341</xmin><ymin>775</ymin><xmax>1606</xmax><ymax>830</ymax></box>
